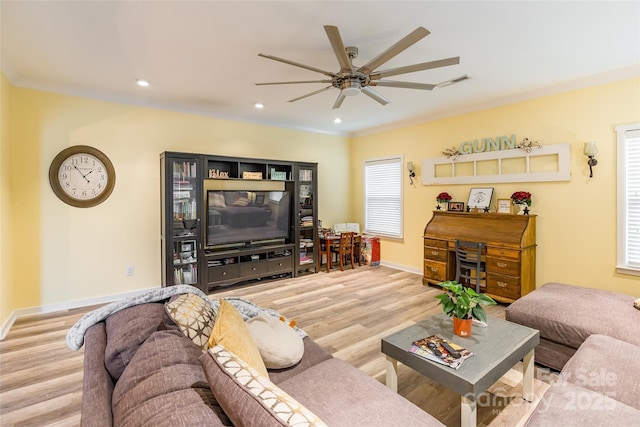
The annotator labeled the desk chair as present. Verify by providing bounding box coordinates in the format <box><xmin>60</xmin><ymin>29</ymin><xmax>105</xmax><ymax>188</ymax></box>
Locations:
<box><xmin>330</xmin><ymin>232</ymin><xmax>355</xmax><ymax>271</ymax></box>
<box><xmin>455</xmin><ymin>240</ymin><xmax>486</xmax><ymax>293</ymax></box>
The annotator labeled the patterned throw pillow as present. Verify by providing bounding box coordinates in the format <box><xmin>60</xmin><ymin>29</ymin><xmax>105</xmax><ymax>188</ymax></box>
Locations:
<box><xmin>165</xmin><ymin>293</ymin><xmax>215</xmax><ymax>350</ymax></box>
<box><xmin>201</xmin><ymin>345</ymin><xmax>327</xmax><ymax>427</ymax></box>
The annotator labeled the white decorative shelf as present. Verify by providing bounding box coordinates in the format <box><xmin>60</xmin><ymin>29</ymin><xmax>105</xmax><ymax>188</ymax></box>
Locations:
<box><xmin>421</xmin><ymin>144</ymin><xmax>571</xmax><ymax>185</ymax></box>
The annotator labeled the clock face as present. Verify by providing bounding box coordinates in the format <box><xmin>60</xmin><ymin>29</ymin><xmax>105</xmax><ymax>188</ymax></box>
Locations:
<box><xmin>49</xmin><ymin>146</ymin><xmax>115</xmax><ymax>208</ymax></box>
<box><xmin>58</xmin><ymin>153</ymin><xmax>109</xmax><ymax>200</ymax></box>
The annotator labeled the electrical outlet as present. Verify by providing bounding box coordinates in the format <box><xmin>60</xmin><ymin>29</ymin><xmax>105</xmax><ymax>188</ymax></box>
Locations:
<box><xmin>126</xmin><ymin>265</ymin><xmax>134</xmax><ymax>276</ymax></box>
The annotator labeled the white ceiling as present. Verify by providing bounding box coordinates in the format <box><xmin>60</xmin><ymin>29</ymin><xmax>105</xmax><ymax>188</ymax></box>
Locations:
<box><xmin>2</xmin><ymin>1</ymin><xmax>639</xmax><ymax>136</ymax></box>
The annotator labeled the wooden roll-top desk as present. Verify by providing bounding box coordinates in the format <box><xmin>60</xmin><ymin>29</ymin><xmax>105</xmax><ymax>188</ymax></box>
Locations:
<box><xmin>423</xmin><ymin>211</ymin><xmax>536</xmax><ymax>303</ymax></box>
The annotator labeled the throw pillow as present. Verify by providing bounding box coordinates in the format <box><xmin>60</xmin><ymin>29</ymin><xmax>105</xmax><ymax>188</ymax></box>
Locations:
<box><xmin>209</xmin><ymin>299</ymin><xmax>269</xmax><ymax>378</ymax></box>
<box><xmin>246</xmin><ymin>315</ymin><xmax>304</xmax><ymax>369</ymax></box>
<box><xmin>200</xmin><ymin>345</ymin><xmax>327</xmax><ymax>427</ymax></box>
<box><xmin>209</xmin><ymin>192</ymin><xmax>226</xmax><ymax>208</ymax></box>
<box><xmin>634</xmin><ymin>298</ymin><xmax>640</xmax><ymax>310</ymax></box>
<box><xmin>231</xmin><ymin>197</ymin><xmax>251</xmax><ymax>207</ymax></box>
<box><xmin>165</xmin><ymin>293</ymin><xmax>216</xmax><ymax>351</ymax></box>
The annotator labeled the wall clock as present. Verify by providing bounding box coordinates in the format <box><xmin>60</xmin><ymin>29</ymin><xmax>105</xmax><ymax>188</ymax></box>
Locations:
<box><xmin>49</xmin><ymin>145</ymin><xmax>116</xmax><ymax>208</ymax></box>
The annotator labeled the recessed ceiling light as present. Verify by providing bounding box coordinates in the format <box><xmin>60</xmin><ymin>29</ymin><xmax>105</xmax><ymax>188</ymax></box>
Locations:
<box><xmin>136</xmin><ymin>79</ymin><xmax>150</xmax><ymax>87</ymax></box>
<box><xmin>254</xmin><ymin>102</ymin><xmax>264</xmax><ymax>109</ymax></box>
<box><xmin>334</xmin><ymin>118</ymin><xmax>342</xmax><ymax>124</ymax></box>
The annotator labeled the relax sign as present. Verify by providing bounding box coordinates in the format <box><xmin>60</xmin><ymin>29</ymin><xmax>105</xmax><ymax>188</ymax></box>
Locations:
<box><xmin>459</xmin><ymin>134</ymin><xmax>517</xmax><ymax>154</ymax></box>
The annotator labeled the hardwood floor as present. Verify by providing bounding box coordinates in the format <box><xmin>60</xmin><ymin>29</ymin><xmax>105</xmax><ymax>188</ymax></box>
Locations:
<box><xmin>0</xmin><ymin>267</ymin><xmax>555</xmax><ymax>426</ymax></box>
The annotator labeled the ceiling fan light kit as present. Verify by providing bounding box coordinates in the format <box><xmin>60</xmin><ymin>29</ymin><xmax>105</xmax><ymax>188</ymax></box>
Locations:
<box><xmin>257</xmin><ymin>25</ymin><xmax>463</xmax><ymax>109</ymax></box>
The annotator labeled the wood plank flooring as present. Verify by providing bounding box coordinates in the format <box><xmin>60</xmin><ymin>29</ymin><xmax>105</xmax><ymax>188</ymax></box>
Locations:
<box><xmin>0</xmin><ymin>267</ymin><xmax>556</xmax><ymax>426</ymax></box>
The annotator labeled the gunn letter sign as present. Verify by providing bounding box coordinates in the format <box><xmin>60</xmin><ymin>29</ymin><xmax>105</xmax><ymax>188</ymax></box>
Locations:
<box><xmin>459</xmin><ymin>134</ymin><xmax>516</xmax><ymax>154</ymax></box>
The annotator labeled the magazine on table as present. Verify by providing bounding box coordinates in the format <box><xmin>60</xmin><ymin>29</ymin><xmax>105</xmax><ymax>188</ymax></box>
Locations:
<box><xmin>408</xmin><ymin>335</ymin><xmax>473</xmax><ymax>369</ymax></box>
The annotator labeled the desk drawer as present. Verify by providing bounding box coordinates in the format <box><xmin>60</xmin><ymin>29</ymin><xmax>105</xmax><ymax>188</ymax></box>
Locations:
<box><xmin>424</xmin><ymin>238</ymin><xmax>448</xmax><ymax>249</ymax></box>
<box><xmin>424</xmin><ymin>260</ymin><xmax>447</xmax><ymax>282</ymax></box>
<box><xmin>424</xmin><ymin>246</ymin><xmax>447</xmax><ymax>262</ymax></box>
<box><xmin>208</xmin><ymin>264</ymin><xmax>239</xmax><ymax>282</ymax></box>
<box><xmin>487</xmin><ymin>274</ymin><xmax>521</xmax><ymax>300</ymax></box>
<box><xmin>486</xmin><ymin>257</ymin><xmax>520</xmax><ymax>276</ymax></box>
<box><xmin>487</xmin><ymin>247</ymin><xmax>520</xmax><ymax>260</ymax></box>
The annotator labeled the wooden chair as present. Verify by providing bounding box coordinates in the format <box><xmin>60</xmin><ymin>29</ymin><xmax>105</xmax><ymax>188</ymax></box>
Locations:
<box><xmin>330</xmin><ymin>232</ymin><xmax>355</xmax><ymax>271</ymax></box>
<box><xmin>455</xmin><ymin>240</ymin><xmax>486</xmax><ymax>293</ymax></box>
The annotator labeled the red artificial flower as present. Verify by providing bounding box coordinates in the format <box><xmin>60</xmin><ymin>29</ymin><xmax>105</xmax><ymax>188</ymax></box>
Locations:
<box><xmin>436</xmin><ymin>192</ymin><xmax>453</xmax><ymax>202</ymax></box>
<box><xmin>511</xmin><ymin>191</ymin><xmax>532</xmax><ymax>205</ymax></box>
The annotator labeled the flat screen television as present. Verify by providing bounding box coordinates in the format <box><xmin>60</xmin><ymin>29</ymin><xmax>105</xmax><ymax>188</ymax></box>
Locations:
<box><xmin>206</xmin><ymin>190</ymin><xmax>290</xmax><ymax>248</ymax></box>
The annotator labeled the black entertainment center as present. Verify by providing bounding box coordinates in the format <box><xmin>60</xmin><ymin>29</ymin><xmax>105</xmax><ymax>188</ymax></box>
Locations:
<box><xmin>160</xmin><ymin>152</ymin><xmax>318</xmax><ymax>293</ymax></box>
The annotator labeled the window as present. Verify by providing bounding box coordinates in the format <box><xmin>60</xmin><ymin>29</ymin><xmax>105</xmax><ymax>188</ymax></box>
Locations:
<box><xmin>616</xmin><ymin>124</ymin><xmax>640</xmax><ymax>276</ymax></box>
<box><xmin>364</xmin><ymin>156</ymin><xmax>403</xmax><ymax>238</ymax></box>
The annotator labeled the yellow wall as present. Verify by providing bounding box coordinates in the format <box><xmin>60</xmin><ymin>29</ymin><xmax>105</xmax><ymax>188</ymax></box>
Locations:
<box><xmin>351</xmin><ymin>77</ymin><xmax>640</xmax><ymax>296</ymax></box>
<box><xmin>2</xmin><ymin>75</ymin><xmax>639</xmax><ymax>328</ymax></box>
<box><xmin>2</xmin><ymin>84</ymin><xmax>350</xmax><ymax>326</ymax></box>
<box><xmin>1</xmin><ymin>74</ymin><xmax>14</xmax><ymax>324</ymax></box>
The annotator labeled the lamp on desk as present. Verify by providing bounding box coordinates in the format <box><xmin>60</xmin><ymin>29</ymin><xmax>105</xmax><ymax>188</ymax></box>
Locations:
<box><xmin>584</xmin><ymin>141</ymin><xmax>598</xmax><ymax>178</ymax></box>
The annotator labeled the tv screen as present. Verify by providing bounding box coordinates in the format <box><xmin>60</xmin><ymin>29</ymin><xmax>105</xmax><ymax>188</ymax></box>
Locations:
<box><xmin>206</xmin><ymin>190</ymin><xmax>290</xmax><ymax>247</ymax></box>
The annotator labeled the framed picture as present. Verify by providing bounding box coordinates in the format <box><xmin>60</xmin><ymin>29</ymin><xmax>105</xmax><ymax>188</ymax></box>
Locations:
<box><xmin>497</xmin><ymin>198</ymin><xmax>512</xmax><ymax>214</ymax></box>
<box><xmin>448</xmin><ymin>201</ymin><xmax>465</xmax><ymax>212</ymax></box>
<box><xmin>255</xmin><ymin>194</ymin><xmax>265</xmax><ymax>205</ymax></box>
<box><xmin>467</xmin><ymin>187</ymin><xmax>494</xmax><ymax>209</ymax></box>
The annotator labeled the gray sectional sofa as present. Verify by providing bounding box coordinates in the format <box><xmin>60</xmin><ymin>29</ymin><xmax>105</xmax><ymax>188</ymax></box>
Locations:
<box><xmin>506</xmin><ymin>282</ymin><xmax>640</xmax><ymax>424</ymax></box>
<box><xmin>79</xmin><ymin>298</ymin><xmax>444</xmax><ymax>426</ymax></box>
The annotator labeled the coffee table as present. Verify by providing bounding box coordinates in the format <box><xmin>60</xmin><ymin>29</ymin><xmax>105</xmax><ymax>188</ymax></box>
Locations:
<box><xmin>381</xmin><ymin>314</ymin><xmax>539</xmax><ymax>427</ymax></box>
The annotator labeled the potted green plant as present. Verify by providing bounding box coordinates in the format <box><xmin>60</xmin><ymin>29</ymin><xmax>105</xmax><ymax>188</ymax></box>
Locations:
<box><xmin>435</xmin><ymin>281</ymin><xmax>496</xmax><ymax>337</ymax></box>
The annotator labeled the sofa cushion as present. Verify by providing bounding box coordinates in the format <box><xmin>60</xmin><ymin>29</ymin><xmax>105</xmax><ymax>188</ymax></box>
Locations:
<box><xmin>209</xmin><ymin>299</ymin><xmax>268</xmax><ymax>378</ymax></box>
<box><xmin>561</xmin><ymin>334</ymin><xmax>640</xmax><ymax>410</ymax></box>
<box><xmin>200</xmin><ymin>345</ymin><xmax>327</xmax><ymax>427</ymax></box>
<box><xmin>524</xmin><ymin>381</ymin><xmax>640</xmax><ymax>426</ymax></box>
<box><xmin>104</xmin><ymin>303</ymin><xmax>166</xmax><ymax>379</ymax></box>
<box><xmin>165</xmin><ymin>293</ymin><xmax>215</xmax><ymax>350</ymax></box>
<box><xmin>247</xmin><ymin>315</ymin><xmax>304</xmax><ymax>369</ymax></box>
<box><xmin>278</xmin><ymin>358</ymin><xmax>440</xmax><ymax>426</ymax></box>
<box><xmin>112</xmin><ymin>330</ymin><xmax>230</xmax><ymax>427</ymax></box>
<box><xmin>505</xmin><ymin>282</ymin><xmax>640</xmax><ymax>349</ymax></box>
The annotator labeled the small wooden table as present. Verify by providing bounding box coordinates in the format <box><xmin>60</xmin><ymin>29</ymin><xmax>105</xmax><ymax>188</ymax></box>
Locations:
<box><xmin>381</xmin><ymin>314</ymin><xmax>539</xmax><ymax>427</ymax></box>
<box><xmin>319</xmin><ymin>234</ymin><xmax>361</xmax><ymax>272</ymax></box>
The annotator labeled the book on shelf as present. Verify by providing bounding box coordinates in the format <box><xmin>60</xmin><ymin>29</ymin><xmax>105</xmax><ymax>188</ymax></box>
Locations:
<box><xmin>408</xmin><ymin>335</ymin><xmax>473</xmax><ymax>370</ymax></box>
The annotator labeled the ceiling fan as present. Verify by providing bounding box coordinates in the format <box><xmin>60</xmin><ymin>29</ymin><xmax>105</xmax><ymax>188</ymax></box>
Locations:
<box><xmin>256</xmin><ymin>25</ymin><xmax>466</xmax><ymax>109</ymax></box>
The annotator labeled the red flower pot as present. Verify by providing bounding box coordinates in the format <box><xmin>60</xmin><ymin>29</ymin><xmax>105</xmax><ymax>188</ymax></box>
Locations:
<box><xmin>453</xmin><ymin>316</ymin><xmax>473</xmax><ymax>337</ymax></box>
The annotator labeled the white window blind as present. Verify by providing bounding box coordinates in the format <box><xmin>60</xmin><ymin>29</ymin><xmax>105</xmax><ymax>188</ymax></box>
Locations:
<box><xmin>616</xmin><ymin>124</ymin><xmax>640</xmax><ymax>275</ymax></box>
<box><xmin>364</xmin><ymin>157</ymin><xmax>403</xmax><ymax>238</ymax></box>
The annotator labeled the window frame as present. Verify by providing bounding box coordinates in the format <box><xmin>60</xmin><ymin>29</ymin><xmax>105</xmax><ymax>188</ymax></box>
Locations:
<box><xmin>363</xmin><ymin>156</ymin><xmax>404</xmax><ymax>239</ymax></box>
<box><xmin>616</xmin><ymin>123</ymin><xmax>640</xmax><ymax>276</ymax></box>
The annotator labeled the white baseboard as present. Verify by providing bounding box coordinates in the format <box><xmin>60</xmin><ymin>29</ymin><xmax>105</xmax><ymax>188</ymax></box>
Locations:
<box><xmin>379</xmin><ymin>260</ymin><xmax>422</xmax><ymax>276</ymax></box>
<box><xmin>0</xmin><ymin>286</ymin><xmax>160</xmax><ymax>341</ymax></box>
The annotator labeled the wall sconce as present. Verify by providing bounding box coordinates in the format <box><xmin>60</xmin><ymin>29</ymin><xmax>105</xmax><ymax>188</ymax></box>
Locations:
<box><xmin>584</xmin><ymin>141</ymin><xmax>598</xmax><ymax>178</ymax></box>
<box><xmin>407</xmin><ymin>161</ymin><xmax>416</xmax><ymax>185</ymax></box>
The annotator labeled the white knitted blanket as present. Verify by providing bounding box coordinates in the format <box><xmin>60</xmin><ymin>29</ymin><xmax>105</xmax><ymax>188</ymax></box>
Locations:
<box><xmin>66</xmin><ymin>285</ymin><xmax>305</xmax><ymax>351</ymax></box>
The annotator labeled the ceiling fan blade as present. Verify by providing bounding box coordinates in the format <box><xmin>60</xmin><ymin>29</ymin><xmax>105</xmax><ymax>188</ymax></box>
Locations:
<box><xmin>370</xmin><ymin>80</ymin><xmax>436</xmax><ymax>90</ymax></box>
<box><xmin>370</xmin><ymin>57</ymin><xmax>460</xmax><ymax>80</ymax></box>
<box><xmin>256</xmin><ymin>80</ymin><xmax>333</xmax><ymax>86</ymax></box>
<box><xmin>361</xmin><ymin>87</ymin><xmax>390</xmax><ymax>106</ymax></box>
<box><xmin>358</xmin><ymin>27</ymin><xmax>430</xmax><ymax>75</ymax></box>
<box><xmin>288</xmin><ymin>86</ymin><xmax>334</xmax><ymax>103</ymax></box>
<box><xmin>258</xmin><ymin>53</ymin><xmax>336</xmax><ymax>78</ymax></box>
<box><xmin>324</xmin><ymin>25</ymin><xmax>353</xmax><ymax>73</ymax></box>
<box><xmin>332</xmin><ymin>92</ymin><xmax>347</xmax><ymax>109</ymax></box>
